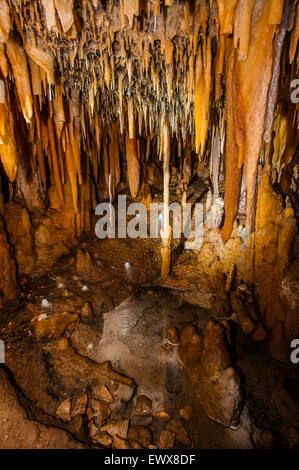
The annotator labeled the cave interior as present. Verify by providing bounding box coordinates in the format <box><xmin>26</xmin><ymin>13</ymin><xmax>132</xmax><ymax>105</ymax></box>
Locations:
<box><xmin>0</xmin><ymin>0</ymin><xmax>298</xmax><ymax>450</ymax></box>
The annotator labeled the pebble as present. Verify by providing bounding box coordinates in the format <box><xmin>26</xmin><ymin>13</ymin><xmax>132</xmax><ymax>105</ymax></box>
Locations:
<box><xmin>179</xmin><ymin>405</ymin><xmax>193</xmax><ymax>421</ymax></box>
<box><xmin>134</xmin><ymin>395</ymin><xmax>153</xmax><ymax>416</ymax></box>
<box><xmin>166</xmin><ymin>327</ymin><xmax>180</xmax><ymax>344</ymax></box>
<box><xmin>61</xmin><ymin>288</ymin><xmax>71</xmax><ymax>297</ymax></box>
<box><xmin>160</xmin><ymin>429</ymin><xmax>175</xmax><ymax>449</ymax></box>
<box><xmin>81</xmin><ymin>302</ymin><xmax>93</xmax><ymax>321</ymax></box>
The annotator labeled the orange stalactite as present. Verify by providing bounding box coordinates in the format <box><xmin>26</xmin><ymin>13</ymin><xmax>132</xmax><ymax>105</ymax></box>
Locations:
<box><xmin>5</xmin><ymin>38</ymin><xmax>33</xmax><ymax>124</ymax></box>
<box><xmin>221</xmin><ymin>42</ymin><xmax>242</xmax><ymax>244</ymax></box>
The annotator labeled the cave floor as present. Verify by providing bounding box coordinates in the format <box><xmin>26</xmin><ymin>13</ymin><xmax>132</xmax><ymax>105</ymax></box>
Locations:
<box><xmin>0</xmin><ymin>234</ymin><xmax>298</xmax><ymax>449</ymax></box>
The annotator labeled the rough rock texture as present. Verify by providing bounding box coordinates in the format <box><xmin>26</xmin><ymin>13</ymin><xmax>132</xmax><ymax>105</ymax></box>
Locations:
<box><xmin>179</xmin><ymin>321</ymin><xmax>243</xmax><ymax>428</ymax></box>
<box><xmin>4</xmin><ymin>200</ymin><xmax>35</xmax><ymax>276</ymax></box>
<box><xmin>0</xmin><ymin>215</ymin><xmax>18</xmax><ymax>305</ymax></box>
<box><xmin>0</xmin><ymin>367</ymin><xmax>84</xmax><ymax>449</ymax></box>
<box><xmin>254</xmin><ymin>173</ymin><xmax>298</xmax><ymax>361</ymax></box>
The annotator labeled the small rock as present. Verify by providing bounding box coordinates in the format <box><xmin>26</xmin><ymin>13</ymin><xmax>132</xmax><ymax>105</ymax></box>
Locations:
<box><xmin>94</xmin><ymin>431</ymin><xmax>113</xmax><ymax>447</ymax></box>
<box><xmin>41</xmin><ymin>299</ymin><xmax>51</xmax><ymax>308</ymax></box>
<box><xmin>166</xmin><ymin>327</ymin><xmax>180</xmax><ymax>344</ymax></box>
<box><xmin>81</xmin><ymin>302</ymin><xmax>93</xmax><ymax>321</ymax></box>
<box><xmin>56</xmin><ymin>398</ymin><xmax>71</xmax><ymax>422</ymax></box>
<box><xmin>112</xmin><ymin>435</ymin><xmax>131</xmax><ymax>449</ymax></box>
<box><xmin>155</xmin><ymin>408</ymin><xmax>171</xmax><ymax>420</ymax></box>
<box><xmin>92</xmin><ymin>384</ymin><xmax>113</xmax><ymax>403</ymax></box>
<box><xmin>88</xmin><ymin>399</ymin><xmax>110</xmax><ymax>425</ymax></box>
<box><xmin>134</xmin><ymin>395</ymin><xmax>152</xmax><ymax>416</ymax></box>
<box><xmin>72</xmin><ymin>394</ymin><xmax>87</xmax><ymax>417</ymax></box>
<box><xmin>32</xmin><ymin>312</ymin><xmax>78</xmax><ymax>340</ymax></box>
<box><xmin>160</xmin><ymin>429</ymin><xmax>175</xmax><ymax>449</ymax></box>
<box><xmin>128</xmin><ymin>426</ymin><xmax>152</xmax><ymax>449</ymax></box>
<box><xmin>55</xmin><ymin>276</ymin><xmax>64</xmax><ymax>287</ymax></box>
<box><xmin>61</xmin><ymin>288</ymin><xmax>71</xmax><ymax>297</ymax></box>
<box><xmin>57</xmin><ymin>337</ymin><xmax>69</xmax><ymax>351</ymax></box>
<box><xmin>166</xmin><ymin>419</ymin><xmax>190</xmax><ymax>447</ymax></box>
<box><xmin>101</xmin><ymin>420</ymin><xmax>129</xmax><ymax>439</ymax></box>
<box><xmin>179</xmin><ymin>405</ymin><xmax>193</xmax><ymax>421</ymax></box>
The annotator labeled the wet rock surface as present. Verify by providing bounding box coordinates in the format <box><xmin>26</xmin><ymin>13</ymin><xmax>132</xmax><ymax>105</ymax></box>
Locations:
<box><xmin>0</xmin><ymin>235</ymin><xmax>298</xmax><ymax>449</ymax></box>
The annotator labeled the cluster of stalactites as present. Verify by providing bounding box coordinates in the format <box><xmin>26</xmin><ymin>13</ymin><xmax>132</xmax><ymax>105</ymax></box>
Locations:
<box><xmin>0</xmin><ymin>0</ymin><xmax>298</xmax><ymax>241</ymax></box>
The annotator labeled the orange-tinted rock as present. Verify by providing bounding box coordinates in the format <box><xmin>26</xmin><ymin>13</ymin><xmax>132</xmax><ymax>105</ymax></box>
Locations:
<box><xmin>254</xmin><ymin>173</ymin><xmax>297</xmax><ymax>361</ymax></box>
<box><xmin>4</xmin><ymin>200</ymin><xmax>35</xmax><ymax>276</ymax></box>
<box><xmin>180</xmin><ymin>321</ymin><xmax>242</xmax><ymax>428</ymax></box>
<box><xmin>0</xmin><ymin>215</ymin><xmax>18</xmax><ymax>304</ymax></box>
<box><xmin>32</xmin><ymin>312</ymin><xmax>78</xmax><ymax>340</ymax></box>
<box><xmin>134</xmin><ymin>394</ymin><xmax>152</xmax><ymax>416</ymax></box>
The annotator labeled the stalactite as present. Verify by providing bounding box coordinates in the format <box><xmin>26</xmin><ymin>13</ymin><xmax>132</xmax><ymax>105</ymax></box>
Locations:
<box><xmin>125</xmin><ymin>131</ymin><xmax>140</xmax><ymax>199</ymax></box>
<box><xmin>41</xmin><ymin>0</ymin><xmax>57</xmax><ymax>31</ymax></box>
<box><xmin>263</xmin><ymin>2</ymin><xmax>288</xmax><ymax>143</ymax></box>
<box><xmin>221</xmin><ymin>42</ymin><xmax>242</xmax><ymax>244</ymax></box>
<box><xmin>0</xmin><ymin>0</ymin><xmax>10</xmax><ymax>43</ymax></box>
<box><xmin>0</xmin><ymin>84</ymin><xmax>18</xmax><ymax>182</ymax></box>
<box><xmin>289</xmin><ymin>3</ymin><xmax>299</xmax><ymax>64</ymax></box>
<box><xmin>234</xmin><ymin>0</ymin><xmax>254</xmax><ymax>60</ymax></box>
<box><xmin>25</xmin><ymin>43</ymin><xmax>55</xmax><ymax>84</ymax></box>
<box><xmin>54</xmin><ymin>0</ymin><xmax>74</xmax><ymax>33</ymax></box>
<box><xmin>238</xmin><ymin>0</ymin><xmax>276</xmax><ymax>234</ymax></box>
<box><xmin>48</xmin><ymin>115</ymin><xmax>64</xmax><ymax>203</ymax></box>
<box><xmin>268</xmin><ymin>0</ymin><xmax>285</xmax><ymax>25</ymax></box>
<box><xmin>5</xmin><ymin>38</ymin><xmax>33</xmax><ymax>124</ymax></box>
<box><xmin>161</xmin><ymin>117</ymin><xmax>171</xmax><ymax>279</ymax></box>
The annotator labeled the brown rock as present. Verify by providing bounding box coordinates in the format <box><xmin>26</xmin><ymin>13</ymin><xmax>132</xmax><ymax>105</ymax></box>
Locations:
<box><xmin>179</xmin><ymin>405</ymin><xmax>193</xmax><ymax>421</ymax></box>
<box><xmin>88</xmin><ymin>399</ymin><xmax>110</xmax><ymax>425</ymax></box>
<box><xmin>76</xmin><ymin>249</ymin><xmax>101</xmax><ymax>282</ymax></box>
<box><xmin>71</xmin><ymin>394</ymin><xmax>87</xmax><ymax>417</ymax></box>
<box><xmin>32</xmin><ymin>312</ymin><xmax>78</xmax><ymax>340</ymax></box>
<box><xmin>56</xmin><ymin>398</ymin><xmax>72</xmax><ymax>422</ymax></box>
<box><xmin>93</xmin><ymin>431</ymin><xmax>113</xmax><ymax>447</ymax></box>
<box><xmin>134</xmin><ymin>395</ymin><xmax>152</xmax><ymax>416</ymax></box>
<box><xmin>166</xmin><ymin>327</ymin><xmax>180</xmax><ymax>344</ymax></box>
<box><xmin>0</xmin><ymin>369</ymin><xmax>82</xmax><ymax>449</ymax></box>
<box><xmin>166</xmin><ymin>419</ymin><xmax>190</xmax><ymax>447</ymax></box>
<box><xmin>61</xmin><ymin>288</ymin><xmax>71</xmax><ymax>297</ymax></box>
<box><xmin>0</xmin><ymin>215</ymin><xmax>18</xmax><ymax>303</ymax></box>
<box><xmin>101</xmin><ymin>420</ymin><xmax>129</xmax><ymax>439</ymax></box>
<box><xmin>128</xmin><ymin>426</ymin><xmax>152</xmax><ymax>448</ymax></box>
<box><xmin>4</xmin><ymin>201</ymin><xmax>35</xmax><ymax>276</ymax></box>
<box><xmin>180</xmin><ymin>321</ymin><xmax>242</xmax><ymax>428</ymax></box>
<box><xmin>112</xmin><ymin>435</ymin><xmax>131</xmax><ymax>449</ymax></box>
<box><xmin>155</xmin><ymin>408</ymin><xmax>171</xmax><ymax>420</ymax></box>
<box><xmin>178</xmin><ymin>326</ymin><xmax>202</xmax><ymax>365</ymax></box>
<box><xmin>231</xmin><ymin>290</ymin><xmax>255</xmax><ymax>334</ymax></box>
<box><xmin>92</xmin><ymin>384</ymin><xmax>113</xmax><ymax>403</ymax></box>
<box><xmin>81</xmin><ymin>302</ymin><xmax>93</xmax><ymax>321</ymax></box>
<box><xmin>159</xmin><ymin>429</ymin><xmax>175</xmax><ymax>449</ymax></box>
